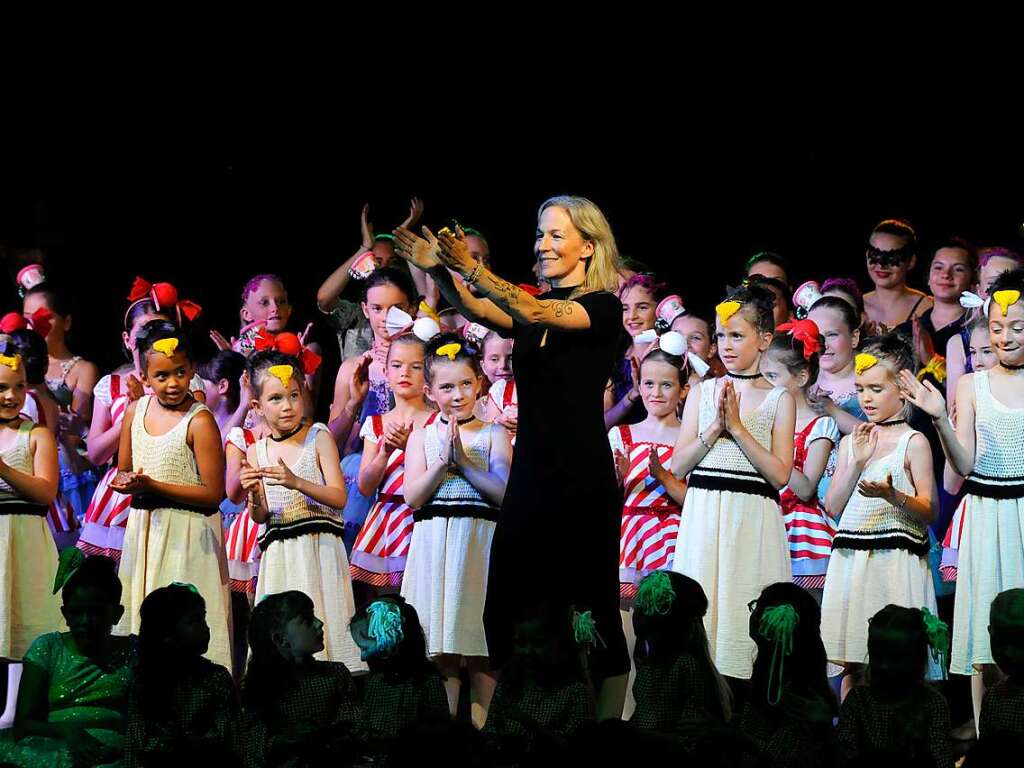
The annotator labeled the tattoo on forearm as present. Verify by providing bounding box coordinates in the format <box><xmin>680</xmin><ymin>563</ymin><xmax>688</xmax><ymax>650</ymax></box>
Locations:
<box><xmin>484</xmin><ymin>275</ymin><xmax>522</xmax><ymax>308</ymax></box>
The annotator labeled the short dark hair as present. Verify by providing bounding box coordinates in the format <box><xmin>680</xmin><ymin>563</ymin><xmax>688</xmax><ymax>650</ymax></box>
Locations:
<box><xmin>136</xmin><ymin>319</ymin><xmax>193</xmax><ymax>365</ymax></box>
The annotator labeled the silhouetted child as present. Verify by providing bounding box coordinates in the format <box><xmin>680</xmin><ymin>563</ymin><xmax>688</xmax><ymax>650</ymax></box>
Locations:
<box><xmin>483</xmin><ymin>601</ymin><xmax>596</xmax><ymax>763</ymax></box>
<box><xmin>741</xmin><ymin>582</ymin><xmax>839</xmax><ymax>767</ymax></box>
<box><xmin>629</xmin><ymin>571</ymin><xmax>731</xmax><ymax>740</ymax></box>
<box><xmin>976</xmin><ymin>588</ymin><xmax>1024</xmax><ymax>747</ymax></box>
<box><xmin>350</xmin><ymin>595</ymin><xmax>449</xmax><ymax>745</ymax></box>
<box><xmin>125</xmin><ymin>583</ymin><xmax>241</xmax><ymax>767</ymax></box>
<box><xmin>0</xmin><ymin>552</ymin><xmax>133</xmax><ymax>766</ymax></box>
<box><xmin>241</xmin><ymin>590</ymin><xmax>361</xmax><ymax>767</ymax></box>
<box><xmin>837</xmin><ymin>604</ymin><xmax>953</xmax><ymax>768</ymax></box>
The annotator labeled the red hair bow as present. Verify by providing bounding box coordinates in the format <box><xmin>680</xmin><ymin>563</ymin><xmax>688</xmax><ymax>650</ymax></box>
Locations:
<box><xmin>253</xmin><ymin>329</ymin><xmax>322</xmax><ymax>375</ymax></box>
<box><xmin>776</xmin><ymin>319</ymin><xmax>822</xmax><ymax>361</ymax></box>
<box><xmin>0</xmin><ymin>307</ymin><xmax>54</xmax><ymax>339</ymax></box>
<box><xmin>128</xmin><ymin>277</ymin><xmax>202</xmax><ymax>323</ymax></box>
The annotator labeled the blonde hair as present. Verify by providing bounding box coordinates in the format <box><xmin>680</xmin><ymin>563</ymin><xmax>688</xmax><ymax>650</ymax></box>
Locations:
<box><xmin>538</xmin><ymin>196</ymin><xmax>621</xmax><ymax>298</ymax></box>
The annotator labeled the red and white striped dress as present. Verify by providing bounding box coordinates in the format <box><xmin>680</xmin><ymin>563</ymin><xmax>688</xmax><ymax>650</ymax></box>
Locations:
<box><xmin>779</xmin><ymin>416</ymin><xmax>840</xmax><ymax>591</ymax></box>
<box><xmin>20</xmin><ymin>391</ymin><xmax>79</xmax><ymax>549</ymax></box>
<box><xmin>224</xmin><ymin>427</ymin><xmax>262</xmax><ymax>594</ymax></box>
<box><xmin>940</xmin><ymin>501</ymin><xmax>966</xmax><ymax>583</ymax></box>
<box><xmin>487</xmin><ymin>378</ymin><xmax>517</xmax><ymax>446</ymax></box>
<box><xmin>77</xmin><ymin>373</ymin><xmax>133</xmax><ymax>563</ymax></box>
<box><xmin>609</xmin><ymin>425</ymin><xmax>682</xmax><ymax>600</ymax></box>
<box><xmin>350</xmin><ymin>412</ymin><xmax>439</xmax><ymax>588</ymax></box>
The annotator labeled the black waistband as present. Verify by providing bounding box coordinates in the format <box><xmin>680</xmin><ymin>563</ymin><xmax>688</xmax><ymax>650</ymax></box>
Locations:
<box><xmin>131</xmin><ymin>494</ymin><xmax>220</xmax><ymax>517</ymax></box>
<box><xmin>963</xmin><ymin>476</ymin><xmax>1024</xmax><ymax>500</ymax></box>
<box><xmin>0</xmin><ymin>501</ymin><xmax>49</xmax><ymax>517</ymax></box>
<box><xmin>414</xmin><ymin>503</ymin><xmax>500</xmax><ymax>523</ymax></box>
<box><xmin>687</xmin><ymin>470</ymin><xmax>779</xmax><ymax>502</ymax></box>
<box><xmin>258</xmin><ymin>517</ymin><xmax>346</xmax><ymax>549</ymax></box>
<box><xmin>832</xmin><ymin>530</ymin><xmax>929</xmax><ymax>557</ymax></box>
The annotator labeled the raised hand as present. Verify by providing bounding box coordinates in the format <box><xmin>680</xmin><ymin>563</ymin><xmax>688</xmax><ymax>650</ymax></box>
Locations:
<box><xmin>360</xmin><ymin>204</ymin><xmax>375</xmax><ymax>250</ymax></box>
<box><xmin>209</xmin><ymin>329</ymin><xmax>237</xmax><ymax>352</ymax></box>
<box><xmin>435</xmin><ymin>224</ymin><xmax>476</xmax><ymax>275</ymax></box>
<box><xmin>126</xmin><ymin>375</ymin><xmax>145</xmax><ymax>403</ymax></box>
<box><xmin>297</xmin><ymin>322</ymin><xmax>314</xmax><ymax>347</ymax></box>
<box><xmin>351</xmin><ymin>353</ymin><xmax>372</xmax><ymax>406</ymax></box>
<box><xmin>850</xmin><ymin>422</ymin><xmax>878</xmax><ymax>466</ymax></box>
<box><xmin>399</xmin><ymin>196</ymin><xmax>424</xmax><ymax>229</ymax></box>
<box><xmin>393</xmin><ymin>226</ymin><xmax>442</xmax><ymax>271</ymax></box>
<box><xmin>898</xmin><ymin>369</ymin><xmax>945</xmax><ymax>419</ymax></box>
<box><xmin>912</xmin><ymin>314</ymin><xmax>936</xmax><ymax>368</ymax></box>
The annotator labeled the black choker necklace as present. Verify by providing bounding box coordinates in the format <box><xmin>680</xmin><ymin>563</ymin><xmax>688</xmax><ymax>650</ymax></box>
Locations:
<box><xmin>876</xmin><ymin>419</ymin><xmax>906</xmax><ymax>427</ymax></box>
<box><xmin>1000</xmin><ymin>361</ymin><xmax>1024</xmax><ymax>371</ymax></box>
<box><xmin>155</xmin><ymin>393</ymin><xmax>194</xmax><ymax>410</ymax></box>
<box><xmin>439</xmin><ymin>415</ymin><xmax>476</xmax><ymax>426</ymax></box>
<box><xmin>271</xmin><ymin>422</ymin><xmax>306</xmax><ymax>442</ymax></box>
<box><xmin>0</xmin><ymin>415</ymin><xmax>21</xmax><ymax>424</ymax></box>
<box><xmin>727</xmin><ymin>371</ymin><xmax>762</xmax><ymax>380</ymax></box>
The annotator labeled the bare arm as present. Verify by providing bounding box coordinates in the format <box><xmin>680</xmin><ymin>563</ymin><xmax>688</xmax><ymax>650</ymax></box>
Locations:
<box><xmin>944</xmin><ymin>333</ymin><xmax>967</xmax><ymax>412</ymax></box>
<box><xmin>327</xmin><ymin>356</ymin><xmax>366</xmax><ymax>451</ymax></box>
<box><xmin>901</xmin><ymin>433</ymin><xmax>939</xmax><ymax>525</ymax></box>
<box><xmin>672</xmin><ymin>381</ymin><xmax>721</xmax><ymax>478</ymax></box>
<box><xmin>0</xmin><ymin>426</ymin><xmax>59</xmax><ymax>504</ymax></box>
<box><xmin>824</xmin><ymin>435</ymin><xmax>860</xmax><ymax>520</ymax></box>
<box><xmin>145</xmin><ymin>411</ymin><xmax>226</xmax><ymax>507</ymax></box>
<box><xmin>357</xmin><ymin>431</ymin><xmax>389</xmax><ymax>498</ymax></box>
<box><xmin>456</xmin><ymin>425</ymin><xmax>511</xmax><ymax>507</ymax></box>
<box><xmin>900</xmin><ymin>370</ymin><xmax>975</xmax><ymax>476</ymax></box>
<box><xmin>242</xmin><ymin>444</ymin><xmax>270</xmax><ymax>524</ymax></box>
<box><xmin>87</xmin><ymin>395</ymin><xmax>124</xmax><ymax>466</ymax></box>
<box><xmin>788</xmin><ymin>436</ymin><xmax>835</xmax><ymax>502</ymax></box>
<box><xmin>225</xmin><ymin>440</ymin><xmax>248</xmax><ymax>504</ymax></box>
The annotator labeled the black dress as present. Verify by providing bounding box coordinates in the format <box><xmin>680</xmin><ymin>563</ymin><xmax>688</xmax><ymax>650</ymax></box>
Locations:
<box><xmin>483</xmin><ymin>286</ymin><xmax>630</xmax><ymax>679</ymax></box>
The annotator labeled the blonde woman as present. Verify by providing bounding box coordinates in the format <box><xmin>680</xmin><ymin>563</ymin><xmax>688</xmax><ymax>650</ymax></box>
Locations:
<box><xmin>393</xmin><ymin>196</ymin><xmax>630</xmax><ymax>720</ymax></box>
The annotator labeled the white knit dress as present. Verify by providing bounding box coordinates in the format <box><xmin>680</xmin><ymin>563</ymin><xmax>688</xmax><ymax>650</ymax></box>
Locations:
<box><xmin>671</xmin><ymin>380</ymin><xmax>791</xmax><ymax>680</ymax></box>
<box><xmin>951</xmin><ymin>371</ymin><xmax>1024</xmax><ymax>675</ymax></box>
<box><xmin>254</xmin><ymin>423</ymin><xmax>365</xmax><ymax>672</ymax></box>
<box><xmin>116</xmin><ymin>396</ymin><xmax>233</xmax><ymax>671</ymax></box>
<box><xmin>401</xmin><ymin>420</ymin><xmax>499</xmax><ymax>658</ymax></box>
<box><xmin>821</xmin><ymin>429</ymin><xmax>937</xmax><ymax>670</ymax></box>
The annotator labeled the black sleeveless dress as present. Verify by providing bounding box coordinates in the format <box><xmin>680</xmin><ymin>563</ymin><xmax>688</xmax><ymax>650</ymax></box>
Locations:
<box><xmin>483</xmin><ymin>286</ymin><xmax>630</xmax><ymax>678</ymax></box>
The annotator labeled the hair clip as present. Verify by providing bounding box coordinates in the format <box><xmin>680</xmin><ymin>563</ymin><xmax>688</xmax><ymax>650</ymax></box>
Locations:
<box><xmin>776</xmin><ymin>319</ymin><xmax>822</xmax><ymax>361</ymax></box>
<box><xmin>992</xmin><ymin>289</ymin><xmax>1021</xmax><ymax>316</ymax></box>
<box><xmin>855</xmin><ymin>353</ymin><xmax>878</xmax><ymax>375</ymax></box>
<box><xmin>715</xmin><ymin>300</ymin><xmax>742</xmax><ymax>325</ymax></box>
<box><xmin>254</xmin><ymin>330</ymin><xmax>322</xmax><ymax>375</ymax></box>
<box><xmin>152</xmin><ymin>338</ymin><xmax>180</xmax><ymax>358</ymax></box>
<box><xmin>436</xmin><ymin>342</ymin><xmax>461</xmax><ymax>361</ymax></box>
<box><xmin>0</xmin><ymin>353</ymin><xmax>21</xmax><ymax>372</ymax></box>
<box><xmin>268</xmin><ymin>364</ymin><xmax>295</xmax><ymax>388</ymax></box>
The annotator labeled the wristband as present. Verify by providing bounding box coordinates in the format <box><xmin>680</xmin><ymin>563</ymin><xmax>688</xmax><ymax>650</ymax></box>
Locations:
<box><xmin>465</xmin><ymin>260</ymin><xmax>485</xmax><ymax>285</ymax></box>
<box><xmin>699</xmin><ymin>430</ymin><xmax>713</xmax><ymax>450</ymax></box>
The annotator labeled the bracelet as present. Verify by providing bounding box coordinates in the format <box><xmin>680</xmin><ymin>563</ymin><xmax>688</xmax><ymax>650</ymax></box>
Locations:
<box><xmin>465</xmin><ymin>260</ymin><xmax>485</xmax><ymax>285</ymax></box>
<box><xmin>699</xmin><ymin>430</ymin><xmax>713</xmax><ymax>450</ymax></box>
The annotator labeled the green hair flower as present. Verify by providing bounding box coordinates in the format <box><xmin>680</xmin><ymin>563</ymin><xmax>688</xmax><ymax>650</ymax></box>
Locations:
<box><xmin>921</xmin><ymin>607</ymin><xmax>949</xmax><ymax>678</ymax></box>
<box><xmin>53</xmin><ymin>547</ymin><xmax>86</xmax><ymax>595</ymax></box>
<box><xmin>635</xmin><ymin>571</ymin><xmax>676</xmax><ymax>616</ymax></box>
<box><xmin>367</xmin><ymin>600</ymin><xmax>404</xmax><ymax>655</ymax></box>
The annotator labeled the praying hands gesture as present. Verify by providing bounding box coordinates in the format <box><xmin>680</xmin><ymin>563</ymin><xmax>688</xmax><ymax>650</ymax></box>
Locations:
<box><xmin>383</xmin><ymin>420</ymin><xmax>413</xmax><ymax>453</ymax></box>
<box><xmin>719</xmin><ymin>380</ymin><xmax>745</xmax><ymax>436</ymax></box>
<box><xmin>445</xmin><ymin>414</ymin><xmax>469</xmax><ymax>469</ymax></box>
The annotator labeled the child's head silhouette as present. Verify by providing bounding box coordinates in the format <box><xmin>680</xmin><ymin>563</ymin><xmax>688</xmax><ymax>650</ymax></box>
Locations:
<box><xmin>989</xmin><ymin>588</ymin><xmax>1024</xmax><ymax>679</ymax></box>
<box><xmin>56</xmin><ymin>550</ymin><xmax>123</xmax><ymax>655</ymax></box>
<box><xmin>867</xmin><ymin>604</ymin><xmax>948</xmax><ymax>698</ymax></box>
<box><xmin>350</xmin><ymin>595</ymin><xmax>432</xmax><ymax>679</ymax></box>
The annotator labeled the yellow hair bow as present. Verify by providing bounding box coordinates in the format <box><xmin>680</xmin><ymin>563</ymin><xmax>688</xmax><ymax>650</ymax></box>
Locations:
<box><xmin>917</xmin><ymin>354</ymin><xmax>947</xmax><ymax>384</ymax></box>
<box><xmin>436</xmin><ymin>343</ymin><xmax>461</xmax><ymax>361</ymax></box>
<box><xmin>0</xmin><ymin>353</ymin><xmax>20</xmax><ymax>372</ymax></box>
<box><xmin>418</xmin><ymin>301</ymin><xmax>440</xmax><ymax>323</ymax></box>
<box><xmin>268</xmin><ymin>364</ymin><xmax>295</xmax><ymax>388</ymax></box>
<box><xmin>152</xmin><ymin>338</ymin><xmax>179</xmax><ymax>358</ymax></box>
<box><xmin>992</xmin><ymin>289</ymin><xmax>1021</xmax><ymax>317</ymax></box>
<box><xmin>715</xmin><ymin>300</ymin><xmax>742</xmax><ymax>326</ymax></box>
<box><xmin>854</xmin><ymin>353</ymin><xmax>878</xmax><ymax>376</ymax></box>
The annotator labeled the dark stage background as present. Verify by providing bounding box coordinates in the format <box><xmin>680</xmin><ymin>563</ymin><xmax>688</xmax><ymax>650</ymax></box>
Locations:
<box><xmin>2</xmin><ymin>136</ymin><xmax>1022</xmax><ymax>414</ymax></box>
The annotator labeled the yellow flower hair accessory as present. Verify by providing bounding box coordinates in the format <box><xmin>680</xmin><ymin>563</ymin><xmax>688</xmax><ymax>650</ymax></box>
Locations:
<box><xmin>917</xmin><ymin>354</ymin><xmax>947</xmax><ymax>384</ymax></box>
<box><xmin>436</xmin><ymin>342</ymin><xmax>461</xmax><ymax>361</ymax></box>
<box><xmin>715</xmin><ymin>300</ymin><xmax>742</xmax><ymax>326</ymax></box>
<box><xmin>0</xmin><ymin>353</ymin><xmax>20</xmax><ymax>372</ymax></box>
<box><xmin>855</xmin><ymin>353</ymin><xmax>878</xmax><ymax>376</ymax></box>
<box><xmin>152</xmin><ymin>338</ymin><xmax>179</xmax><ymax>358</ymax></box>
<box><xmin>992</xmin><ymin>289</ymin><xmax>1021</xmax><ymax>317</ymax></box>
<box><xmin>268</xmin><ymin>364</ymin><xmax>295</xmax><ymax>388</ymax></box>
